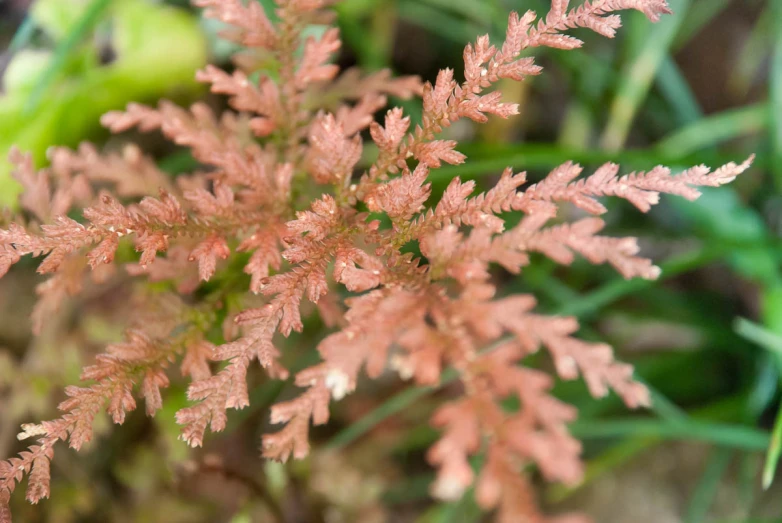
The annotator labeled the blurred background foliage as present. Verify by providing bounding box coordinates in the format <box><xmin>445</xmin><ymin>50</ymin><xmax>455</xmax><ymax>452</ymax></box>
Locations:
<box><xmin>1</xmin><ymin>0</ymin><xmax>782</xmax><ymax>521</ymax></box>
<box><xmin>0</xmin><ymin>0</ymin><xmax>207</xmax><ymax>205</ymax></box>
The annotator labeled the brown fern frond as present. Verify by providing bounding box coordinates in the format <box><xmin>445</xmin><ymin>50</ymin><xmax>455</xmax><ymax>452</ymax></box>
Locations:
<box><xmin>1</xmin><ymin>325</ymin><xmax>197</xmax><ymax>509</ymax></box>
<box><xmin>517</xmin><ymin>155</ymin><xmax>755</xmax><ymax>215</ymax></box>
<box><xmin>2</xmin><ymin>1</ymin><xmax>759</xmax><ymax>521</ymax></box>
<box><xmin>193</xmin><ymin>0</ymin><xmax>277</xmax><ymax>49</ymax></box>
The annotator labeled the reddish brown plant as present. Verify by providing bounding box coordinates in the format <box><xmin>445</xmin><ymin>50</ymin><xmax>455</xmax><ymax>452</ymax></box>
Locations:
<box><xmin>0</xmin><ymin>0</ymin><xmax>753</xmax><ymax>521</ymax></box>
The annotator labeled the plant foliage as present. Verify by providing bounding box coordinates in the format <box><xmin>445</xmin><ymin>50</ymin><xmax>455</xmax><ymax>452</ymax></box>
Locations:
<box><xmin>0</xmin><ymin>0</ymin><xmax>754</xmax><ymax>521</ymax></box>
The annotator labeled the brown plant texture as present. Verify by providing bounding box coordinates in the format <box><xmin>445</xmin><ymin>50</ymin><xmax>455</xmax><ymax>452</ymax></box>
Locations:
<box><xmin>0</xmin><ymin>0</ymin><xmax>755</xmax><ymax>521</ymax></box>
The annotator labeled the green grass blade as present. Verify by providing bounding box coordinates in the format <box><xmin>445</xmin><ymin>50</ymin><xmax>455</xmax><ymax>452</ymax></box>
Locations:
<box><xmin>25</xmin><ymin>0</ymin><xmax>113</xmax><ymax>113</ymax></box>
<box><xmin>558</xmin><ymin>245</ymin><xmax>726</xmax><ymax>320</ymax></box>
<box><xmin>673</xmin><ymin>0</ymin><xmax>731</xmax><ymax>51</ymax></box>
<box><xmin>9</xmin><ymin>16</ymin><xmax>36</xmax><ymax>54</ymax></box>
<box><xmin>763</xmin><ymin>402</ymin><xmax>782</xmax><ymax>489</ymax></box>
<box><xmin>327</xmin><ymin>377</ymin><xmax>452</xmax><ymax>450</ymax></box>
<box><xmin>685</xmin><ymin>448</ymin><xmax>734</xmax><ymax>523</ymax></box>
<box><xmin>735</xmin><ymin>317</ymin><xmax>782</xmax><ymax>490</ymax></box>
<box><xmin>413</xmin><ymin>0</ymin><xmax>494</xmax><ymax>26</ymax></box>
<box><xmin>600</xmin><ymin>0</ymin><xmax>690</xmax><ymax>152</ymax></box>
<box><xmin>549</xmin><ymin>396</ymin><xmax>752</xmax><ymax>503</ymax></box>
<box><xmin>548</xmin><ymin>384</ymin><xmax>687</xmax><ymax>503</ymax></box>
<box><xmin>734</xmin><ymin>318</ymin><xmax>782</xmax><ymax>373</ymax></box>
<box><xmin>558</xmin><ymin>100</ymin><xmax>593</xmax><ymax>150</ymax></box>
<box><xmin>337</xmin><ymin>0</ymin><xmax>397</xmax><ymax>69</ymax></box>
<box><xmin>396</xmin><ymin>1</ymin><xmax>480</xmax><ymax>44</ymax></box>
<box><xmin>655</xmin><ymin>103</ymin><xmax>768</xmax><ymax>157</ymax></box>
<box><xmin>646</xmin><ymin>381</ymin><xmax>688</xmax><ymax>421</ymax></box>
<box><xmin>734</xmin><ymin>318</ymin><xmax>782</xmax><ymax>356</ymax></box>
<box><xmin>656</xmin><ymin>55</ymin><xmax>702</xmax><ymax>126</ymax></box>
<box><xmin>546</xmin><ymin>436</ymin><xmax>659</xmax><ymax>503</ymax></box>
<box><xmin>771</xmin><ymin>0</ymin><xmax>782</xmax><ymax>189</ymax></box>
<box><xmin>569</xmin><ymin>419</ymin><xmax>769</xmax><ymax>450</ymax></box>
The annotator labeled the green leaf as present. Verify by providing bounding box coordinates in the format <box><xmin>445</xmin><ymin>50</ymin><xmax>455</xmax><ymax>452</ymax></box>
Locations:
<box><xmin>25</xmin><ymin>0</ymin><xmax>113</xmax><ymax>113</ymax></box>
<box><xmin>2</xmin><ymin>50</ymin><xmax>53</xmax><ymax>94</ymax></box>
<box><xmin>569</xmin><ymin>419</ymin><xmax>769</xmax><ymax>450</ymax></box>
<box><xmin>673</xmin><ymin>0</ymin><xmax>731</xmax><ymax>51</ymax></box>
<box><xmin>8</xmin><ymin>15</ymin><xmax>36</xmax><ymax>55</ymax></box>
<box><xmin>557</xmin><ymin>245</ymin><xmax>729</xmax><ymax>320</ymax></box>
<box><xmin>328</xmin><ymin>377</ymin><xmax>451</xmax><ymax>450</ymax></box>
<box><xmin>0</xmin><ymin>0</ymin><xmax>208</xmax><ymax>207</ymax></box>
<box><xmin>30</xmin><ymin>0</ymin><xmax>92</xmax><ymax>39</ymax></box>
<box><xmin>655</xmin><ymin>103</ymin><xmax>768</xmax><ymax>157</ymax></box>
<box><xmin>733</xmin><ymin>316</ymin><xmax>782</xmax><ymax>489</ymax></box>
<box><xmin>396</xmin><ymin>1</ymin><xmax>481</xmax><ymax>44</ymax></box>
<box><xmin>734</xmin><ymin>318</ymin><xmax>782</xmax><ymax>368</ymax></box>
<box><xmin>685</xmin><ymin>448</ymin><xmax>733</xmax><ymax>523</ymax></box>
<box><xmin>667</xmin><ymin>188</ymin><xmax>780</xmax><ymax>287</ymax></box>
<box><xmin>600</xmin><ymin>0</ymin><xmax>691</xmax><ymax>151</ymax></box>
<box><xmin>763</xmin><ymin>402</ymin><xmax>782</xmax><ymax>489</ymax></box>
<box><xmin>411</xmin><ymin>0</ymin><xmax>494</xmax><ymax>27</ymax></box>
<box><xmin>656</xmin><ymin>56</ymin><xmax>702</xmax><ymax>126</ymax></box>
<box><xmin>771</xmin><ymin>0</ymin><xmax>782</xmax><ymax>189</ymax></box>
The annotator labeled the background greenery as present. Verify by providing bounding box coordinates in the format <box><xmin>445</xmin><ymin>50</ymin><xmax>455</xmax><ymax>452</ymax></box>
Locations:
<box><xmin>0</xmin><ymin>0</ymin><xmax>780</xmax><ymax>521</ymax></box>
